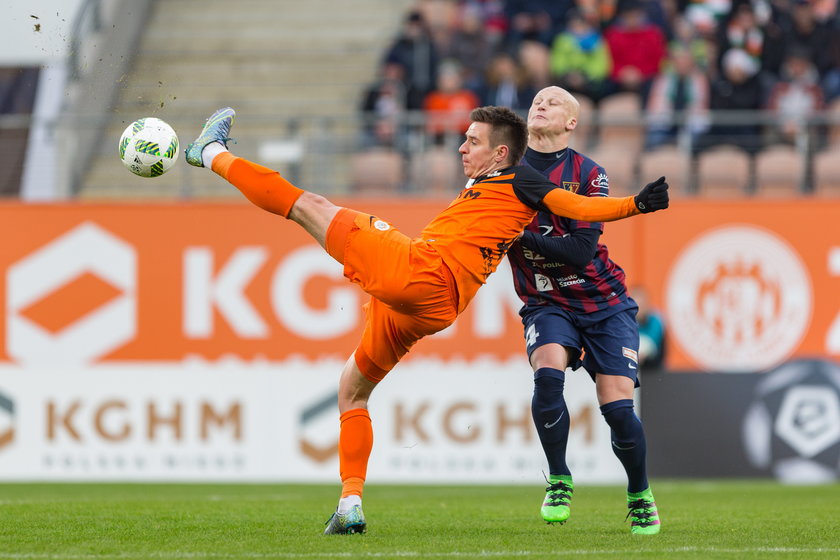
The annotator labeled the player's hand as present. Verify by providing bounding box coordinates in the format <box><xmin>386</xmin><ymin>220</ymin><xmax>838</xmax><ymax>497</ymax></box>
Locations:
<box><xmin>634</xmin><ymin>176</ymin><xmax>669</xmax><ymax>213</ymax></box>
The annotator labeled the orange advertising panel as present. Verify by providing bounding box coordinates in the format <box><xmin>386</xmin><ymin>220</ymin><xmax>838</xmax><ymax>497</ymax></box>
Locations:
<box><xmin>0</xmin><ymin>201</ymin><xmax>530</xmax><ymax>365</ymax></box>
<box><xmin>629</xmin><ymin>199</ymin><xmax>840</xmax><ymax>372</ymax></box>
<box><xmin>0</xmin><ymin>199</ymin><xmax>837</xmax><ymax>372</ymax></box>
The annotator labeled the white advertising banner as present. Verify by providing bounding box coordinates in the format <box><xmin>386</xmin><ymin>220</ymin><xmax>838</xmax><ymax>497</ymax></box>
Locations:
<box><xmin>0</xmin><ymin>360</ymin><xmax>625</xmax><ymax>484</ymax></box>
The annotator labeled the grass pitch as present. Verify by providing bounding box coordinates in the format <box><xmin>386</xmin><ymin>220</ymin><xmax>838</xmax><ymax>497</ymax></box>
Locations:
<box><xmin>0</xmin><ymin>481</ymin><xmax>837</xmax><ymax>559</ymax></box>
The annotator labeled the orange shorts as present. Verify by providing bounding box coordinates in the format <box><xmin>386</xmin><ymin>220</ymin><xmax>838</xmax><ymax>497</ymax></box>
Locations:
<box><xmin>325</xmin><ymin>208</ymin><xmax>459</xmax><ymax>383</ymax></box>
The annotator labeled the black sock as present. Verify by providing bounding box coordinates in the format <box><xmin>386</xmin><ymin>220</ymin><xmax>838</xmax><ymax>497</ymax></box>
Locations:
<box><xmin>532</xmin><ymin>367</ymin><xmax>571</xmax><ymax>476</ymax></box>
<box><xmin>600</xmin><ymin>398</ymin><xmax>649</xmax><ymax>493</ymax></box>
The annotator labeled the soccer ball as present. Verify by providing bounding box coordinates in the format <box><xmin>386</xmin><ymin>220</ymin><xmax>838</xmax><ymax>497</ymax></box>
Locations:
<box><xmin>118</xmin><ymin>117</ymin><xmax>179</xmax><ymax>177</ymax></box>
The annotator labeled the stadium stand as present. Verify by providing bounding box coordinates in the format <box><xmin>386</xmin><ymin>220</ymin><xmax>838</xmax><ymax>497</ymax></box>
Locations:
<box><xmin>3</xmin><ymin>0</ymin><xmax>839</xmax><ymax>199</ymax></box>
<box><xmin>77</xmin><ymin>0</ymin><xmax>414</xmax><ymax>198</ymax></box>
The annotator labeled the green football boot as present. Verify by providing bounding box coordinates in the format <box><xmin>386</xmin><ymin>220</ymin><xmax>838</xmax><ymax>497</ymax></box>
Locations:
<box><xmin>323</xmin><ymin>504</ymin><xmax>367</xmax><ymax>535</ymax></box>
<box><xmin>626</xmin><ymin>488</ymin><xmax>661</xmax><ymax>535</ymax></box>
<box><xmin>185</xmin><ymin>107</ymin><xmax>235</xmax><ymax>167</ymax></box>
<box><xmin>541</xmin><ymin>475</ymin><xmax>573</xmax><ymax>523</ymax></box>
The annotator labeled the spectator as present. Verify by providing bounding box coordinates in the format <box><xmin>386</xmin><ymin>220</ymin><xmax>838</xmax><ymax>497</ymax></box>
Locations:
<box><xmin>423</xmin><ymin>60</ymin><xmax>481</xmax><ymax>145</ymax></box>
<box><xmin>637</xmin><ymin>0</ymin><xmax>673</xmax><ymax>37</ymax></box>
<box><xmin>699</xmin><ymin>47</ymin><xmax>764</xmax><ymax>153</ymax></box>
<box><xmin>359</xmin><ymin>62</ymin><xmax>407</xmax><ymax>149</ymax></box>
<box><xmin>476</xmin><ymin>51</ymin><xmax>536</xmax><ymax>111</ymax></box>
<box><xmin>468</xmin><ymin>0</ymin><xmax>509</xmax><ymax>43</ymax></box>
<box><xmin>518</xmin><ymin>39</ymin><xmax>553</xmax><ymax>90</ymax></box>
<box><xmin>574</xmin><ymin>0</ymin><xmax>618</xmax><ymax>28</ymax></box>
<box><xmin>383</xmin><ymin>11</ymin><xmax>440</xmax><ymax>110</ymax></box>
<box><xmin>671</xmin><ymin>14</ymin><xmax>712</xmax><ymax>74</ymax></box>
<box><xmin>766</xmin><ymin>48</ymin><xmax>825</xmax><ymax>146</ymax></box>
<box><xmin>603</xmin><ymin>0</ymin><xmax>667</xmax><ymax>102</ymax></box>
<box><xmin>645</xmin><ymin>43</ymin><xmax>710</xmax><ymax>149</ymax></box>
<box><xmin>822</xmin><ymin>30</ymin><xmax>840</xmax><ymax>102</ymax></box>
<box><xmin>632</xmin><ymin>285</ymin><xmax>666</xmax><ymax>372</ymax></box>
<box><xmin>714</xmin><ymin>2</ymin><xmax>766</xmax><ymax>77</ymax></box>
<box><xmin>777</xmin><ymin>0</ymin><xmax>836</xmax><ymax>80</ymax></box>
<box><xmin>442</xmin><ymin>3</ymin><xmax>494</xmax><ymax>91</ymax></box>
<box><xmin>504</xmin><ymin>0</ymin><xmax>573</xmax><ymax>47</ymax></box>
<box><xmin>549</xmin><ymin>9</ymin><xmax>613</xmax><ymax>104</ymax></box>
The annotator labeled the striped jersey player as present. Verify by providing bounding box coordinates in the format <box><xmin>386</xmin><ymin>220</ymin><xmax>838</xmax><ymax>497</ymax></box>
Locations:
<box><xmin>506</xmin><ymin>86</ymin><xmax>662</xmax><ymax>535</ymax></box>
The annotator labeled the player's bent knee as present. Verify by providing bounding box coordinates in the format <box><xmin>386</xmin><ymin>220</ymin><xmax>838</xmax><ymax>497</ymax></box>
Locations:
<box><xmin>288</xmin><ymin>192</ymin><xmax>341</xmax><ymax>246</ymax></box>
<box><xmin>337</xmin><ymin>354</ymin><xmax>378</xmax><ymax>413</ymax></box>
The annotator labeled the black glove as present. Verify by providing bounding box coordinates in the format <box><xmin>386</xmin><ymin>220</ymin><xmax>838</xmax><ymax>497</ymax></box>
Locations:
<box><xmin>634</xmin><ymin>176</ymin><xmax>669</xmax><ymax>213</ymax></box>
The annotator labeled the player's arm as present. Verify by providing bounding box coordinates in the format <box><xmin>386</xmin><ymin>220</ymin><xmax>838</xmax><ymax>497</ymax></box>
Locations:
<box><xmin>519</xmin><ymin>227</ymin><xmax>600</xmax><ymax>269</ymax></box>
<box><xmin>541</xmin><ymin>176</ymin><xmax>669</xmax><ymax>222</ymax></box>
<box><xmin>511</xmin><ymin>167</ymin><xmax>669</xmax><ymax>222</ymax></box>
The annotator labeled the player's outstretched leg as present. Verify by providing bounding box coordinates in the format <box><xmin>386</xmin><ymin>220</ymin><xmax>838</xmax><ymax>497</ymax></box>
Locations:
<box><xmin>323</xmin><ymin>504</ymin><xmax>367</xmax><ymax>535</ymax></box>
<box><xmin>184</xmin><ymin>107</ymin><xmax>235</xmax><ymax>167</ymax></box>
<box><xmin>185</xmin><ymin>107</ymin><xmax>306</xmax><ymax>220</ymax></box>
<box><xmin>626</xmin><ymin>488</ymin><xmax>660</xmax><ymax>535</ymax></box>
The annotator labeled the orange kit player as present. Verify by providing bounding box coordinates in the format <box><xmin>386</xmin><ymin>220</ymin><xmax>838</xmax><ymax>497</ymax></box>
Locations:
<box><xmin>184</xmin><ymin>105</ymin><xmax>669</xmax><ymax>535</ymax></box>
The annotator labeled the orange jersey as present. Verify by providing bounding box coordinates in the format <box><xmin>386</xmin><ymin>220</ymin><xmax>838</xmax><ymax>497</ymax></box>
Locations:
<box><xmin>420</xmin><ymin>165</ymin><xmax>639</xmax><ymax>312</ymax></box>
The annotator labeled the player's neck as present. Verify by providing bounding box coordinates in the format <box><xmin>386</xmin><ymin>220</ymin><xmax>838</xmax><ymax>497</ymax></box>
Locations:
<box><xmin>473</xmin><ymin>161</ymin><xmax>512</xmax><ymax>178</ymax></box>
<box><xmin>528</xmin><ymin>130</ymin><xmax>570</xmax><ymax>154</ymax></box>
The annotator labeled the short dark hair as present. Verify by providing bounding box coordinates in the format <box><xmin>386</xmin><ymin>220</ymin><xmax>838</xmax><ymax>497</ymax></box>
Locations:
<box><xmin>469</xmin><ymin>106</ymin><xmax>528</xmax><ymax>165</ymax></box>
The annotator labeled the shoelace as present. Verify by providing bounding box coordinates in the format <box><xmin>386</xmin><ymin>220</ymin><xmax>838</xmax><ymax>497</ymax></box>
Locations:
<box><xmin>544</xmin><ymin>481</ymin><xmax>573</xmax><ymax>505</ymax></box>
<box><xmin>625</xmin><ymin>499</ymin><xmax>657</xmax><ymax>526</ymax></box>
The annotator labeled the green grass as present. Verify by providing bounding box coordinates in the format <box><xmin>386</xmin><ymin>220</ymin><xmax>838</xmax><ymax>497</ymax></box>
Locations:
<box><xmin>0</xmin><ymin>481</ymin><xmax>838</xmax><ymax>559</ymax></box>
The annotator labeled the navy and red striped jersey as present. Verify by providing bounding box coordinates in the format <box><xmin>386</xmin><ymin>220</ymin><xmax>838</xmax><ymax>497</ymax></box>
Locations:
<box><xmin>507</xmin><ymin>147</ymin><xmax>630</xmax><ymax>314</ymax></box>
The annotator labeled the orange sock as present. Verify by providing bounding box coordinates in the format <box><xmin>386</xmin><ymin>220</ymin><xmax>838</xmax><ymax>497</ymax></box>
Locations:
<box><xmin>211</xmin><ymin>152</ymin><xmax>303</xmax><ymax>218</ymax></box>
<box><xmin>338</xmin><ymin>408</ymin><xmax>373</xmax><ymax>498</ymax></box>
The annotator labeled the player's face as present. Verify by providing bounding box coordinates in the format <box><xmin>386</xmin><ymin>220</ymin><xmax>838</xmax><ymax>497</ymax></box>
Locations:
<box><xmin>528</xmin><ymin>88</ymin><xmax>576</xmax><ymax>134</ymax></box>
<box><xmin>459</xmin><ymin>122</ymin><xmax>504</xmax><ymax>178</ymax></box>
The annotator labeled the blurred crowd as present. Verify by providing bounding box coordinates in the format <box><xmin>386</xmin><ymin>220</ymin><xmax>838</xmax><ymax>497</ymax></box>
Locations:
<box><xmin>360</xmin><ymin>0</ymin><xmax>840</xmax><ymax>155</ymax></box>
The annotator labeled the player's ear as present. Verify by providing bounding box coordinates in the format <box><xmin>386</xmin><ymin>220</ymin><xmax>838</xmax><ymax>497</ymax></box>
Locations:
<box><xmin>566</xmin><ymin>117</ymin><xmax>577</xmax><ymax>131</ymax></box>
<box><xmin>496</xmin><ymin>144</ymin><xmax>509</xmax><ymax>163</ymax></box>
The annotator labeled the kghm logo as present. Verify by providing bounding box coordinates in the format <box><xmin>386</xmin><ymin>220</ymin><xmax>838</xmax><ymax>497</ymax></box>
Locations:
<box><xmin>0</xmin><ymin>391</ymin><xmax>14</xmax><ymax>451</ymax></box>
<box><xmin>299</xmin><ymin>392</ymin><xmax>339</xmax><ymax>463</ymax></box>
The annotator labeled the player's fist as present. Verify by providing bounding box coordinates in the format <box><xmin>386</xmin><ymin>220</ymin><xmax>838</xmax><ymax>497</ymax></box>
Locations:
<box><xmin>634</xmin><ymin>176</ymin><xmax>669</xmax><ymax>213</ymax></box>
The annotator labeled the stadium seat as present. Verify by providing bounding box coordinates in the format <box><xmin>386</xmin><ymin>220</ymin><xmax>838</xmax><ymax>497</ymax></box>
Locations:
<box><xmin>753</xmin><ymin>145</ymin><xmax>805</xmax><ymax>197</ymax></box>
<box><xmin>813</xmin><ymin>145</ymin><xmax>840</xmax><ymax>196</ymax></box>
<box><xmin>639</xmin><ymin>145</ymin><xmax>692</xmax><ymax>197</ymax></box>
<box><xmin>410</xmin><ymin>147</ymin><xmax>464</xmax><ymax>196</ymax></box>
<box><xmin>350</xmin><ymin>148</ymin><xmax>404</xmax><ymax>194</ymax></box>
<box><xmin>696</xmin><ymin>145</ymin><xmax>752</xmax><ymax>197</ymax></box>
<box><xmin>596</xmin><ymin>92</ymin><xmax>644</xmax><ymax>150</ymax></box>
<box><xmin>827</xmin><ymin>97</ymin><xmax>840</xmax><ymax>148</ymax></box>
<box><xmin>585</xmin><ymin>144</ymin><xmax>638</xmax><ymax>196</ymax></box>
